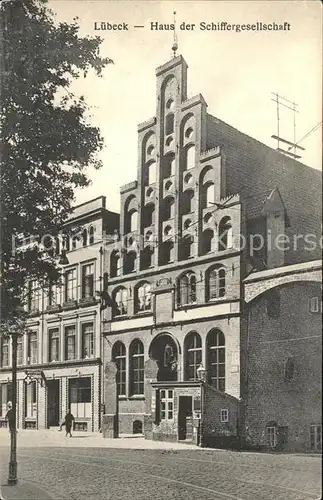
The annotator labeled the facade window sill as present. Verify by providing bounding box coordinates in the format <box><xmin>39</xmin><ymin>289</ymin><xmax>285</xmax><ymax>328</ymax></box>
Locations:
<box><xmin>62</xmin><ymin>300</ymin><xmax>78</xmax><ymax>311</ymax></box>
<box><xmin>46</xmin><ymin>304</ymin><xmax>61</xmax><ymax>314</ymax></box>
<box><xmin>118</xmin><ymin>395</ymin><xmax>127</xmax><ymax>400</ymax></box>
<box><xmin>79</xmin><ymin>296</ymin><xmax>98</xmax><ymax>307</ymax></box>
<box><xmin>129</xmin><ymin>395</ymin><xmax>145</xmax><ymax>400</ymax></box>
<box><xmin>28</xmin><ymin>310</ymin><xmax>40</xmax><ymax>317</ymax></box>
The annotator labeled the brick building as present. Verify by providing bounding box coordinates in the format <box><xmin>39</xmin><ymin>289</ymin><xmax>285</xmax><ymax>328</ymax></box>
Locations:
<box><xmin>0</xmin><ymin>196</ymin><xmax>119</xmax><ymax>432</ymax></box>
<box><xmin>101</xmin><ymin>53</ymin><xmax>321</xmax><ymax>450</ymax></box>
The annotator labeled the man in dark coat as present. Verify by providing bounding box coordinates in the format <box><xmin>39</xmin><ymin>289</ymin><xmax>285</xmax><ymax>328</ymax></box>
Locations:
<box><xmin>5</xmin><ymin>402</ymin><xmax>15</xmax><ymax>433</ymax></box>
<box><xmin>64</xmin><ymin>410</ymin><xmax>75</xmax><ymax>437</ymax></box>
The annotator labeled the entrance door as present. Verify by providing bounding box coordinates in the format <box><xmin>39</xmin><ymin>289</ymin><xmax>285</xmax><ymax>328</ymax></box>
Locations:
<box><xmin>178</xmin><ymin>396</ymin><xmax>193</xmax><ymax>440</ymax></box>
<box><xmin>47</xmin><ymin>380</ymin><xmax>60</xmax><ymax>427</ymax></box>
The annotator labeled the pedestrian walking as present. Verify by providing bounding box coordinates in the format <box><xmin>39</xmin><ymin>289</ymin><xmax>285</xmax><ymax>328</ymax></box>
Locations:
<box><xmin>5</xmin><ymin>402</ymin><xmax>15</xmax><ymax>434</ymax></box>
<box><xmin>64</xmin><ymin>410</ymin><xmax>75</xmax><ymax>437</ymax></box>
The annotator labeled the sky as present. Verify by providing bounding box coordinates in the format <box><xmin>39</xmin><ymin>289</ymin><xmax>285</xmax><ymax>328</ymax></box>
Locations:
<box><xmin>49</xmin><ymin>0</ymin><xmax>322</xmax><ymax>214</ymax></box>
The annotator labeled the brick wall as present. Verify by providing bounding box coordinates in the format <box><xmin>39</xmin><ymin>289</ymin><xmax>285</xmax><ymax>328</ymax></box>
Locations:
<box><xmin>245</xmin><ymin>281</ymin><xmax>322</xmax><ymax>451</ymax></box>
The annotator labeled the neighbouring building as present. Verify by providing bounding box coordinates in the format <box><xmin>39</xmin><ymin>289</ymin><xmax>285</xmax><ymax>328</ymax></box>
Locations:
<box><xmin>0</xmin><ymin>196</ymin><xmax>119</xmax><ymax>432</ymax></box>
<box><xmin>101</xmin><ymin>53</ymin><xmax>322</xmax><ymax>451</ymax></box>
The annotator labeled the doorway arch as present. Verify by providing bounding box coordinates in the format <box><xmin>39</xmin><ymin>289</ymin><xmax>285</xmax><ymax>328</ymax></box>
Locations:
<box><xmin>149</xmin><ymin>333</ymin><xmax>180</xmax><ymax>381</ymax></box>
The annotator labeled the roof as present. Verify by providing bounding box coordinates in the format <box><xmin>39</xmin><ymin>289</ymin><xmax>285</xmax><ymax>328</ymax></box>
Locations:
<box><xmin>244</xmin><ymin>189</ymin><xmax>274</xmax><ymax>219</ymax></box>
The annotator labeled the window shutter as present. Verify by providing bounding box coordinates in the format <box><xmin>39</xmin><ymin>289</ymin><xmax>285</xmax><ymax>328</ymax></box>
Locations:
<box><xmin>154</xmin><ymin>389</ymin><xmax>160</xmax><ymax>425</ymax></box>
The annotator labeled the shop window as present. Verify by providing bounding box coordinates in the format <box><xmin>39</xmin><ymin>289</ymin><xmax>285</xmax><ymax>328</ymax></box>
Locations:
<box><xmin>207</xmin><ymin>329</ymin><xmax>225</xmax><ymax>391</ymax></box>
<box><xmin>112</xmin><ymin>341</ymin><xmax>126</xmax><ymax>396</ymax></box>
<box><xmin>129</xmin><ymin>340</ymin><xmax>144</xmax><ymax>396</ymax></box>
<box><xmin>69</xmin><ymin>377</ymin><xmax>91</xmax><ymax>418</ymax></box>
<box><xmin>25</xmin><ymin>380</ymin><xmax>37</xmax><ymax>418</ymax></box>
<box><xmin>185</xmin><ymin>332</ymin><xmax>202</xmax><ymax>380</ymax></box>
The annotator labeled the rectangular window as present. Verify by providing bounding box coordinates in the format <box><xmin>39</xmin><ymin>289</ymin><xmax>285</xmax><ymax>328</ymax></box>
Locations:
<box><xmin>160</xmin><ymin>389</ymin><xmax>174</xmax><ymax>421</ymax></box>
<box><xmin>82</xmin><ymin>263</ymin><xmax>94</xmax><ymax>298</ymax></box>
<box><xmin>266</xmin><ymin>426</ymin><xmax>277</xmax><ymax>448</ymax></box>
<box><xmin>25</xmin><ymin>381</ymin><xmax>37</xmax><ymax>418</ymax></box>
<box><xmin>28</xmin><ymin>280</ymin><xmax>40</xmax><ymax>312</ymax></box>
<box><xmin>310</xmin><ymin>425</ymin><xmax>322</xmax><ymax>452</ymax></box>
<box><xmin>0</xmin><ymin>383</ymin><xmax>13</xmax><ymax>417</ymax></box>
<box><xmin>48</xmin><ymin>281</ymin><xmax>62</xmax><ymax>306</ymax></box>
<box><xmin>220</xmin><ymin>409</ymin><xmax>229</xmax><ymax>423</ymax></box>
<box><xmin>1</xmin><ymin>337</ymin><xmax>9</xmax><ymax>367</ymax></box>
<box><xmin>17</xmin><ymin>337</ymin><xmax>23</xmax><ymax>366</ymax></box>
<box><xmin>309</xmin><ymin>297</ymin><xmax>322</xmax><ymax>314</ymax></box>
<box><xmin>64</xmin><ymin>268</ymin><xmax>77</xmax><ymax>301</ymax></box>
<box><xmin>64</xmin><ymin>325</ymin><xmax>76</xmax><ymax>360</ymax></box>
<box><xmin>81</xmin><ymin>323</ymin><xmax>94</xmax><ymax>359</ymax></box>
<box><xmin>68</xmin><ymin>377</ymin><xmax>91</xmax><ymax>418</ymax></box>
<box><xmin>48</xmin><ymin>328</ymin><xmax>59</xmax><ymax>362</ymax></box>
<box><xmin>27</xmin><ymin>332</ymin><xmax>38</xmax><ymax>364</ymax></box>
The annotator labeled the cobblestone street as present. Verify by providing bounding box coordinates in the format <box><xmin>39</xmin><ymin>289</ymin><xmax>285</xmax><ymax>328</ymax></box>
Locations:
<box><xmin>0</xmin><ymin>433</ymin><xmax>321</xmax><ymax>500</ymax></box>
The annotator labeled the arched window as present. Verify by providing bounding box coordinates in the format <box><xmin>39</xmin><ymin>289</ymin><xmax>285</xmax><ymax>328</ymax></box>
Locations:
<box><xmin>177</xmin><ymin>272</ymin><xmax>197</xmax><ymax>307</ymax></box>
<box><xmin>129</xmin><ymin>210</ymin><xmax>138</xmax><ymax>233</ymax></box>
<box><xmin>142</xmin><ymin>204</ymin><xmax>154</xmax><ymax>228</ymax></box>
<box><xmin>163</xmin><ymin>197</ymin><xmax>175</xmax><ymax>220</ymax></box>
<box><xmin>182</xmin><ymin>189</ymin><xmax>194</xmax><ymax>215</ymax></box>
<box><xmin>185</xmin><ymin>332</ymin><xmax>202</xmax><ymax>380</ymax></box>
<box><xmin>135</xmin><ymin>282</ymin><xmax>151</xmax><ymax>313</ymax></box>
<box><xmin>205</xmin><ymin>183</ymin><xmax>215</xmax><ymax>208</ymax></box>
<box><xmin>140</xmin><ymin>246</ymin><xmax>154</xmax><ymax>270</ymax></box>
<box><xmin>165</xmin><ymin>113</ymin><xmax>174</xmax><ymax>135</ymax></box>
<box><xmin>186</xmin><ymin>145</ymin><xmax>195</xmax><ymax>170</ymax></box>
<box><xmin>178</xmin><ymin>234</ymin><xmax>193</xmax><ymax>261</ymax></box>
<box><xmin>130</xmin><ymin>340</ymin><xmax>144</xmax><ymax>395</ymax></box>
<box><xmin>200</xmin><ymin>229</ymin><xmax>214</xmax><ymax>255</ymax></box>
<box><xmin>207</xmin><ymin>267</ymin><xmax>226</xmax><ymax>300</ymax></box>
<box><xmin>82</xmin><ymin>228</ymin><xmax>88</xmax><ymax>247</ymax></box>
<box><xmin>123</xmin><ymin>251</ymin><xmax>136</xmax><ymax>274</ymax></box>
<box><xmin>113</xmin><ymin>287</ymin><xmax>128</xmax><ymax>317</ymax></box>
<box><xmin>147</xmin><ymin>161</ymin><xmax>156</xmax><ymax>185</ymax></box>
<box><xmin>166</xmin><ymin>98</ymin><xmax>175</xmax><ymax>110</ymax></box>
<box><xmin>159</xmin><ymin>240</ymin><xmax>174</xmax><ymax>266</ymax></box>
<box><xmin>89</xmin><ymin>226</ymin><xmax>95</xmax><ymax>245</ymax></box>
<box><xmin>110</xmin><ymin>251</ymin><xmax>120</xmax><ymax>278</ymax></box>
<box><xmin>112</xmin><ymin>342</ymin><xmax>126</xmax><ymax>396</ymax></box>
<box><xmin>207</xmin><ymin>329</ymin><xmax>225</xmax><ymax>391</ymax></box>
<box><xmin>218</xmin><ymin>217</ymin><xmax>233</xmax><ymax>251</ymax></box>
<box><xmin>62</xmin><ymin>234</ymin><xmax>70</xmax><ymax>252</ymax></box>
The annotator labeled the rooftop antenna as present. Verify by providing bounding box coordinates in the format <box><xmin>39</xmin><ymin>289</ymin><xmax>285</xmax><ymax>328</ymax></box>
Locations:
<box><xmin>172</xmin><ymin>11</ymin><xmax>178</xmax><ymax>58</ymax></box>
<box><xmin>271</xmin><ymin>92</ymin><xmax>305</xmax><ymax>160</ymax></box>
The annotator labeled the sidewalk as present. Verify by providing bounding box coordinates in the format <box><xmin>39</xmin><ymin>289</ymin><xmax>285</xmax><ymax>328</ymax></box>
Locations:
<box><xmin>0</xmin><ymin>429</ymin><xmax>197</xmax><ymax>450</ymax></box>
<box><xmin>0</xmin><ymin>481</ymin><xmax>60</xmax><ymax>500</ymax></box>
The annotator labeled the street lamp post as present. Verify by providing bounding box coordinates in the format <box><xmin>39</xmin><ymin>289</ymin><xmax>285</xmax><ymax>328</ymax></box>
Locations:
<box><xmin>8</xmin><ymin>331</ymin><xmax>18</xmax><ymax>485</ymax></box>
<box><xmin>1</xmin><ymin>316</ymin><xmax>25</xmax><ymax>486</ymax></box>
